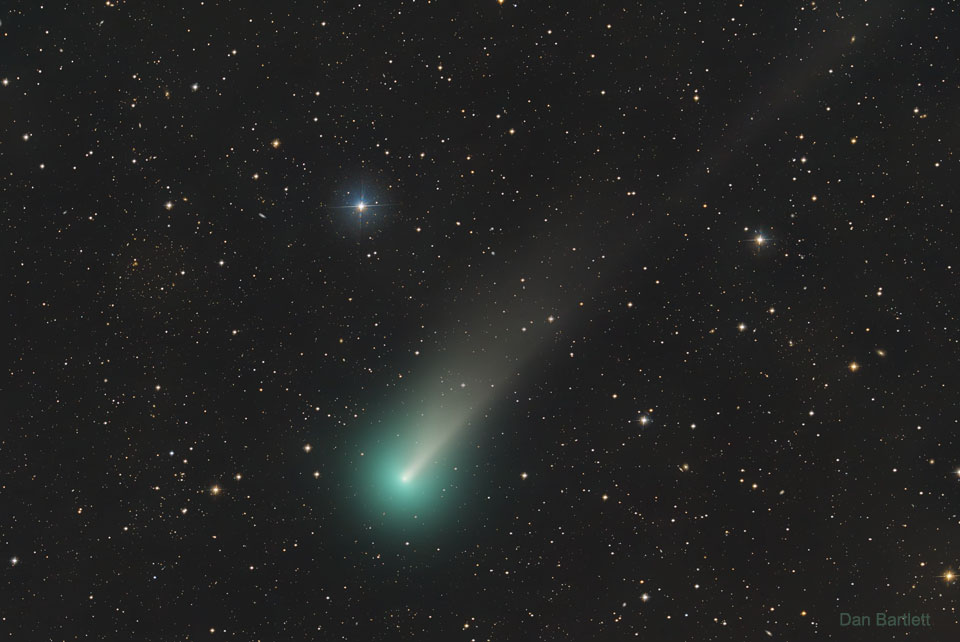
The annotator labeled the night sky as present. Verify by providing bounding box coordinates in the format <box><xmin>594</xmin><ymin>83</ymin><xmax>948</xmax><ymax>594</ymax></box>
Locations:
<box><xmin>4</xmin><ymin>1</ymin><xmax>960</xmax><ymax>640</ymax></box>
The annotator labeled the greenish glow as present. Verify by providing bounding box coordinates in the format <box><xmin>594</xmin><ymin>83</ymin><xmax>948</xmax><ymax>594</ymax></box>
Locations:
<box><xmin>347</xmin><ymin>354</ymin><xmax>507</xmax><ymax>530</ymax></box>
<box><xmin>352</xmin><ymin>427</ymin><xmax>463</xmax><ymax>529</ymax></box>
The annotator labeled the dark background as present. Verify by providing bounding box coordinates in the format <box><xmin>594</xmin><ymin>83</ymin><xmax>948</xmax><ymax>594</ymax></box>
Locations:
<box><xmin>3</xmin><ymin>1</ymin><xmax>960</xmax><ymax>640</ymax></box>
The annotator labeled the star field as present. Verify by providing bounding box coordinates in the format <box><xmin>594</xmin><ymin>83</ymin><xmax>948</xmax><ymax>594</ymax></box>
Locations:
<box><xmin>4</xmin><ymin>1</ymin><xmax>960</xmax><ymax>640</ymax></box>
